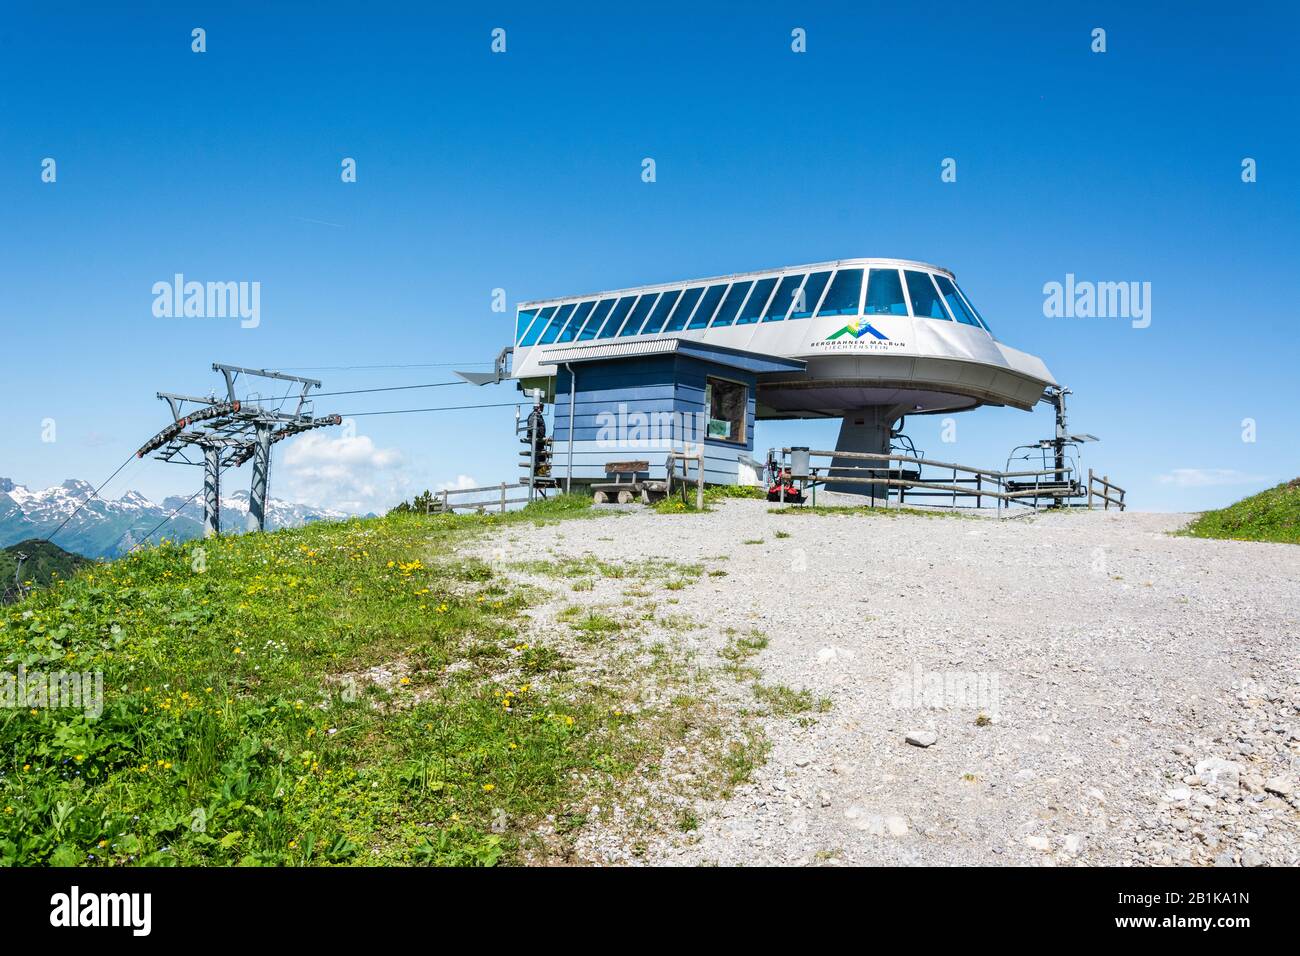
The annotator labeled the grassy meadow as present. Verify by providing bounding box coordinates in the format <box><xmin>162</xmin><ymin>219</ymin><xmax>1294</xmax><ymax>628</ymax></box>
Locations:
<box><xmin>0</xmin><ymin>495</ymin><xmax>758</xmax><ymax>866</ymax></box>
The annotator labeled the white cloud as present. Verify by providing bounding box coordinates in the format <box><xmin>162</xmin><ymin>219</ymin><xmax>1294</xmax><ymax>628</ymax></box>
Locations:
<box><xmin>279</xmin><ymin>432</ymin><xmax>411</xmax><ymax>514</ymax></box>
<box><xmin>1156</xmin><ymin>468</ymin><xmax>1270</xmax><ymax>488</ymax></box>
<box><xmin>436</xmin><ymin>474</ymin><xmax>478</xmax><ymax>492</ymax></box>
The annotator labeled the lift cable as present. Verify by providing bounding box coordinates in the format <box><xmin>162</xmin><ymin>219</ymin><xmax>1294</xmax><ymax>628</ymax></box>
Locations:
<box><xmin>341</xmin><ymin>400</ymin><xmax>523</xmax><ymax>418</ymax></box>
<box><xmin>308</xmin><ymin>380</ymin><xmax>471</xmax><ymax>399</ymax></box>
<box><xmin>130</xmin><ymin>489</ymin><xmax>202</xmax><ymax>552</ymax></box>
<box><xmin>42</xmin><ymin>451</ymin><xmax>140</xmax><ymax>546</ymax></box>
<box><xmin>279</xmin><ymin>362</ymin><xmax>492</xmax><ymax>372</ymax></box>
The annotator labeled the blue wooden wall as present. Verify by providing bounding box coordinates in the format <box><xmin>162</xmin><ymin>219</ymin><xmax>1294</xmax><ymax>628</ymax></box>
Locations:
<box><xmin>550</xmin><ymin>355</ymin><xmax>756</xmax><ymax>485</ymax></box>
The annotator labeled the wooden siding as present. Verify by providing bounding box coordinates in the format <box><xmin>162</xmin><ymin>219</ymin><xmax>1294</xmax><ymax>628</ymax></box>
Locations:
<box><xmin>550</xmin><ymin>354</ymin><xmax>756</xmax><ymax>485</ymax></box>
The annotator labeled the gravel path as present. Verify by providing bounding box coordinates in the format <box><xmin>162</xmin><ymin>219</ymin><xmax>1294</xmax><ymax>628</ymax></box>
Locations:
<box><xmin>482</xmin><ymin>500</ymin><xmax>1300</xmax><ymax>866</ymax></box>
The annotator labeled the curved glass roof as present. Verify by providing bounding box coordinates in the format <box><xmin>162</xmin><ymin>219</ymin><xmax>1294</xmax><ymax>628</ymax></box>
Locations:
<box><xmin>515</xmin><ymin>258</ymin><xmax>993</xmax><ymax>347</ymax></box>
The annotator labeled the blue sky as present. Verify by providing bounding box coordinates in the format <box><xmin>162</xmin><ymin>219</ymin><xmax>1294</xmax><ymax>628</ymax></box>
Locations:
<box><xmin>2</xmin><ymin>1</ymin><xmax>1297</xmax><ymax>515</ymax></box>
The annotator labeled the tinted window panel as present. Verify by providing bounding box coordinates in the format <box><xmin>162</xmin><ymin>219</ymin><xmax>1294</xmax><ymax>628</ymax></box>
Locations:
<box><xmin>954</xmin><ymin>282</ymin><xmax>992</xmax><ymax>334</ymax></box>
<box><xmin>520</xmin><ymin>306</ymin><xmax>556</xmax><ymax>346</ymax></box>
<box><xmin>864</xmin><ymin>269</ymin><xmax>909</xmax><ymax>316</ymax></box>
<box><xmin>933</xmin><ymin>276</ymin><xmax>980</xmax><ymax>328</ymax></box>
<box><xmin>735</xmin><ymin>277</ymin><xmax>777</xmax><ymax>326</ymax></box>
<box><xmin>561</xmin><ymin>301</ymin><xmax>595</xmax><ymax>342</ymax></box>
<box><xmin>905</xmin><ymin>270</ymin><xmax>950</xmax><ymax>319</ymax></box>
<box><xmin>763</xmin><ymin>274</ymin><xmax>804</xmax><ymax>321</ymax></box>
<box><xmin>816</xmin><ymin>268</ymin><xmax>864</xmax><ymax>316</ymax></box>
<box><xmin>541</xmin><ymin>303</ymin><xmax>575</xmax><ymax>344</ymax></box>
<box><xmin>596</xmin><ymin>296</ymin><xmax>635</xmax><ymax>338</ymax></box>
<box><xmin>578</xmin><ymin>299</ymin><xmax>614</xmax><ymax>340</ymax></box>
<box><xmin>663</xmin><ymin>287</ymin><xmax>704</xmax><ymax>332</ymax></box>
<box><xmin>618</xmin><ymin>293</ymin><xmax>659</xmax><ymax>336</ymax></box>
<box><xmin>688</xmin><ymin>284</ymin><xmax>728</xmax><ymax>329</ymax></box>
<box><xmin>645</xmin><ymin>289</ymin><xmax>681</xmax><ymax>334</ymax></box>
<box><xmin>790</xmin><ymin>271</ymin><xmax>831</xmax><ymax>319</ymax></box>
<box><xmin>516</xmin><ymin>309</ymin><xmax>538</xmax><ymax>343</ymax></box>
<box><xmin>711</xmin><ymin>281</ymin><xmax>752</xmax><ymax>327</ymax></box>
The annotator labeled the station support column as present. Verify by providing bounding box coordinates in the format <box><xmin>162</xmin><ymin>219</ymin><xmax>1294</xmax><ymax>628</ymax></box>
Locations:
<box><xmin>247</xmin><ymin>422</ymin><xmax>274</xmax><ymax>533</ymax></box>
<box><xmin>202</xmin><ymin>444</ymin><xmax>221</xmax><ymax>537</ymax></box>
<box><xmin>826</xmin><ymin>406</ymin><xmax>902</xmax><ymax>501</ymax></box>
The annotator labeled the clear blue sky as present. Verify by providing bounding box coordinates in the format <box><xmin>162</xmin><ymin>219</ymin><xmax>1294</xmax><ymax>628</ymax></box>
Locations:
<box><xmin>2</xmin><ymin>1</ymin><xmax>1297</xmax><ymax>514</ymax></box>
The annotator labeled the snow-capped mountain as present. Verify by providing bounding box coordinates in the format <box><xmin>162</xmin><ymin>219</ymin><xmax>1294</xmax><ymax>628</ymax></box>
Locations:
<box><xmin>163</xmin><ymin>490</ymin><xmax>349</xmax><ymax>534</ymax></box>
<box><xmin>0</xmin><ymin>478</ymin><xmax>350</xmax><ymax>559</ymax></box>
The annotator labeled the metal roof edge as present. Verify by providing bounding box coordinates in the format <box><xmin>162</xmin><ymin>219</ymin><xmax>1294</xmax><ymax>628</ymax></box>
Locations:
<box><xmin>536</xmin><ymin>337</ymin><xmax>806</xmax><ymax>374</ymax></box>
<box><xmin>518</xmin><ymin>258</ymin><xmax>955</xmax><ymax>310</ymax></box>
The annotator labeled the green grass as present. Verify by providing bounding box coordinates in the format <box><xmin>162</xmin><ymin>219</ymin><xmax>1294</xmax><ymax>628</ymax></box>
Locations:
<box><xmin>768</xmin><ymin>504</ymin><xmax>974</xmax><ymax>519</ymax></box>
<box><xmin>556</xmin><ymin>606</ymin><xmax>623</xmax><ymax>641</ymax></box>
<box><xmin>1181</xmin><ymin>479</ymin><xmax>1300</xmax><ymax>545</ymax></box>
<box><xmin>654</xmin><ymin>484</ymin><xmax>766</xmax><ymax>514</ymax></box>
<box><xmin>0</xmin><ymin>494</ymin><xmax>754</xmax><ymax>867</ymax></box>
<box><xmin>704</xmin><ymin>485</ymin><xmax>767</xmax><ymax>502</ymax></box>
<box><xmin>720</xmin><ymin>730</ymin><xmax>770</xmax><ymax>793</ymax></box>
<box><xmin>720</xmin><ymin>630</ymin><xmax>768</xmax><ymax>682</ymax></box>
<box><xmin>751</xmin><ymin>683</ymin><xmax>832</xmax><ymax>718</ymax></box>
<box><xmin>513</xmin><ymin>555</ymin><xmax>701</xmax><ymax>584</ymax></box>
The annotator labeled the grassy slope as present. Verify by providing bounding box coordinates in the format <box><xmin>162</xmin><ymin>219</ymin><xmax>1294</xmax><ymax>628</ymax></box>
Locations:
<box><xmin>0</xmin><ymin>495</ymin><xmax>744</xmax><ymax>866</ymax></box>
<box><xmin>0</xmin><ymin>540</ymin><xmax>91</xmax><ymax>598</ymax></box>
<box><xmin>1182</xmin><ymin>479</ymin><xmax>1300</xmax><ymax>545</ymax></box>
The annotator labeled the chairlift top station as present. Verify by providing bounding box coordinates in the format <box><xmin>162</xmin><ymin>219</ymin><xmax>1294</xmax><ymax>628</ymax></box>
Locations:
<box><xmin>467</xmin><ymin>257</ymin><xmax>1073</xmax><ymax>493</ymax></box>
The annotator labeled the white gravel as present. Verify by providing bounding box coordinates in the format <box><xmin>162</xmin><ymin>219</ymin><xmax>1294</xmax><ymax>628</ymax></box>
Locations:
<box><xmin>485</xmin><ymin>499</ymin><xmax>1300</xmax><ymax>866</ymax></box>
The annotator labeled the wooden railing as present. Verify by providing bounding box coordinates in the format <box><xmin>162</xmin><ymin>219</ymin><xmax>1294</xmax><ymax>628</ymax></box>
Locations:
<box><xmin>774</xmin><ymin>448</ymin><xmax>1091</xmax><ymax>516</ymax></box>
<box><xmin>425</xmin><ymin>481</ymin><xmax>532</xmax><ymax>514</ymax></box>
<box><xmin>665</xmin><ymin>446</ymin><xmax>705</xmax><ymax>510</ymax></box>
<box><xmin>1087</xmin><ymin>469</ymin><xmax>1126</xmax><ymax>511</ymax></box>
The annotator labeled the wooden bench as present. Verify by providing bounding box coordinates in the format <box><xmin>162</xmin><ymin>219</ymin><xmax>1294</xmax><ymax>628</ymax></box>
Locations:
<box><xmin>591</xmin><ymin>460</ymin><xmax>656</xmax><ymax>504</ymax></box>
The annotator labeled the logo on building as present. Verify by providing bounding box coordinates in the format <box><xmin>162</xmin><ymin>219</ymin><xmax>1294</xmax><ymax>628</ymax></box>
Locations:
<box><xmin>811</xmin><ymin>318</ymin><xmax>905</xmax><ymax>351</ymax></box>
<box><xmin>827</xmin><ymin>319</ymin><xmax>888</xmax><ymax>341</ymax></box>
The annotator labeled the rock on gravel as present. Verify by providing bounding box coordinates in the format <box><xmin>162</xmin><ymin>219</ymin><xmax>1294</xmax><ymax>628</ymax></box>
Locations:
<box><xmin>905</xmin><ymin>730</ymin><xmax>938</xmax><ymax>748</ymax></box>
<box><xmin>1264</xmin><ymin>776</ymin><xmax>1293</xmax><ymax>797</ymax></box>
<box><xmin>1194</xmin><ymin>758</ymin><xmax>1242</xmax><ymax>790</ymax></box>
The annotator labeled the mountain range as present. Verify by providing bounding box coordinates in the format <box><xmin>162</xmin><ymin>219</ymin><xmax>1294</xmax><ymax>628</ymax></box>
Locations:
<box><xmin>0</xmin><ymin>477</ymin><xmax>352</xmax><ymax>559</ymax></box>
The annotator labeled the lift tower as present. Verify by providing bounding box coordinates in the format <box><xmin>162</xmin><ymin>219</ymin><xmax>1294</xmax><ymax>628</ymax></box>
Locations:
<box><xmin>136</xmin><ymin>364</ymin><xmax>342</xmax><ymax>536</ymax></box>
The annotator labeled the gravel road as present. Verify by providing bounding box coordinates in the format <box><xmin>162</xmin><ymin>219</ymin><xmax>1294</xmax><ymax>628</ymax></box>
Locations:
<box><xmin>483</xmin><ymin>500</ymin><xmax>1300</xmax><ymax>866</ymax></box>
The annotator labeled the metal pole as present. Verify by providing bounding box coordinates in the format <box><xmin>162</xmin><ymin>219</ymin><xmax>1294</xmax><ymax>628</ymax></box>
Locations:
<box><xmin>247</xmin><ymin>421</ymin><xmax>274</xmax><ymax>533</ymax></box>
<box><xmin>696</xmin><ymin>444</ymin><xmax>704</xmax><ymax>510</ymax></box>
<box><xmin>565</xmin><ymin>363</ymin><xmax>576</xmax><ymax>495</ymax></box>
<box><xmin>500</xmin><ymin>481</ymin><xmax>507</xmax><ymax>513</ymax></box>
<box><xmin>203</xmin><ymin>444</ymin><xmax>221</xmax><ymax>537</ymax></box>
<box><xmin>779</xmin><ymin>448</ymin><xmax>786</xmax><ymax>505</ymax></box>
<box><xmin>1104</xmin><ymin>475</ymin><xmax>1110</xmax><ymax>511</ymax></box>
<box><xmin>528</xmin><ymin>408</ymin><xmax>538</xmax><ymax>503</ymax></box>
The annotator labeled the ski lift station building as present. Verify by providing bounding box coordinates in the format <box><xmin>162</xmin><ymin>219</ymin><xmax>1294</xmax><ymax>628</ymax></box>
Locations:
<box><xmin>506</xmin><ymin>258</ymin><xmax>1057</xmax><ymax>487</ymax></box>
